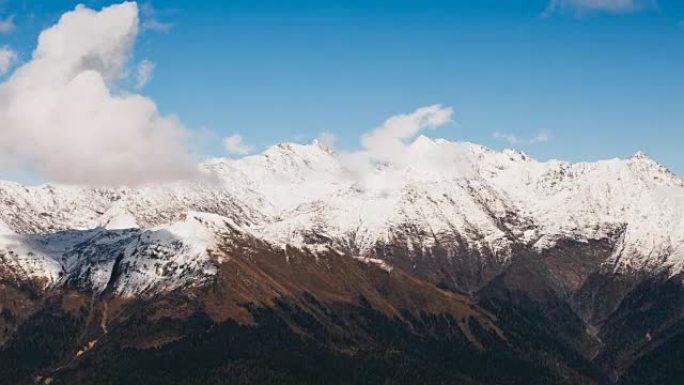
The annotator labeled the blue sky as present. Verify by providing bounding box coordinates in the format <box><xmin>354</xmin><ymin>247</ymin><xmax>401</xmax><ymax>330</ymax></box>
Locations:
<box><xmin>1</xmin><ymin>0</ymin><xmax>683</xmax><ymax>177</ymax></box>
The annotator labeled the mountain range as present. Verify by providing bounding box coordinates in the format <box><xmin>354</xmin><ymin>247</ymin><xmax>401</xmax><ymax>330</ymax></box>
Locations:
<box><xmin>1</xmin><ymin>138</ymin><xmax>683</xmax><ymax>384</ymax></box>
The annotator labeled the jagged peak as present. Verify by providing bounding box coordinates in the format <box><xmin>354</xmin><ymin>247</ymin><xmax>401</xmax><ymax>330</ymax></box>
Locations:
<box><xmin>630</xmin><ymin>150</ymin><xmax>652</xmax><ymax>161</ymax></box>
<box><xmin>627</xmin><ymin>150</ymin><xmax>665</xmax><ymax>169</ymax></box>
<box><xmin>625</xmin><ymin>150</ymin><xmax>682</xmax><ymax>183</ymax></box>
<box><xmin>501</xmin><ymin>148</ymin><xmax>532</xmax><ymax>162</ymax></box>
<box><xmin>259</xmin><ymin>140</ymin><xmax>335</xmax><ymax>161</ymax></box>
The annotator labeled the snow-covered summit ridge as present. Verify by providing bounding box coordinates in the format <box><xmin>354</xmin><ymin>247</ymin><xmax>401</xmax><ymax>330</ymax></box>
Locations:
<box><xmin>1</xmin><ymin>138</ymin><xmax>682</xmax><ymax>294</ymax></box>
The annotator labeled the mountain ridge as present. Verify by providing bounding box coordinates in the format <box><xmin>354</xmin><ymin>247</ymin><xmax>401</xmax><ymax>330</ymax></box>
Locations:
<box><xmin>1</xmin><ymin>138</ymin><xmax>683</xmax><ymax>384</ymax></box>
<box><xmin>1</xmin><ymin>138</ymin><xmax>682</xmax><ymax>295</ymax></box>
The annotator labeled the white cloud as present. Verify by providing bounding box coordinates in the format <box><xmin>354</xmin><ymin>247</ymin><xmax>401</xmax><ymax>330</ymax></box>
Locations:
<box><xmin>360</xmin><ymin>104</ymin><xmax>453</xmax><ymax>166</ymax></box>
<box><xmin>0</xmin><ymin>15</ymin><xmax>14</xmax><ymax>34</ymax></box>
<box><xmin>141</xmin><ymin>2</ymin><xmax>173</xmax><ymax>32</ymax></box>
<box><xmin>338</xmin><ymin>105</ymin><xmax>456</xmax><ymax>194</ymax></box>
<box><xmin>135</xmin><ymin>59</ymin><xmax>154</xmax><ymax>88</ymax></box>
<box><xmin>545</xmin><ymin>0</ymin><xmax>656</xmax><ymax>15</ymax></box>
<box><xmin>493</xmin><ymin>130</ymin><xmax>550</xmax><ymax>145</ymax></box>
<box><xmin>0</xmin><ymin>2</ymin><xmax>196</xmax><ymax>186</ymax></box>
<box><xmin>223</xmin><ymin>134</ymin><xmax>253</xmax><ymax>155</ymax></box>
<box><xmin>0</xmin><ymin>46</ymin><xmax>16</xmax><ymax>75</ymax></box>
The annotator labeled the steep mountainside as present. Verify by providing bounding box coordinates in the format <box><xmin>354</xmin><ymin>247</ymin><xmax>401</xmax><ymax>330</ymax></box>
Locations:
<box><xmin>0</xmin><ymin>139</ymin><xmax>682</xmax><ymax>384</ymax></box>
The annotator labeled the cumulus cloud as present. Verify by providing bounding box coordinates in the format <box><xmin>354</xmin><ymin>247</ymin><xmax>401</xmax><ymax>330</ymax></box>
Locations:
<box><xmin>223</xmin><ymin>134</ymin><xmax>253</xmax><ymax>155</ymax></box>
<box><xmin>0</xmin><ymin>46</ymin><xmax>16</xmax><ymax>75</ymax></box>
<box><xmin>0</xmin><ymin>2</ymin><xmax>196</xmax><ymax>186</ymax></box>
<box><xmin>135</xmin><ymin>59</ymin><xmax>154</xmax><ymax>88</ymax></box>
<box><xmin>493</xmin><ymin>130</ymin><xmax>550</xmax><ymax>145</ymax></box>
<box><xmin>0</xmin><ymin>15</ymin><xmax>14</xmax><ymax>34</ymax></box>
<box><xmin>545</xmin><ymin>0</ymin><xmax>656</xmax><ymax>15</ymax></box>
<box><xmin>140</xmin><ymin>2</ymin><xmax>173</xmax><ymax>32</ymax></box>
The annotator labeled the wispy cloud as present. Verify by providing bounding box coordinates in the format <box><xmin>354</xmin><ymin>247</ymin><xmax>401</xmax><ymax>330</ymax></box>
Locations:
<box><xmin>0</xmin><ymin>15</ymin><xmax>14</xmax><ymax>34</ymax></box>
<box><xmin>141</xmin><ymin>1</ymin><xmax>173</xmax><ymax>32</ymax></box>
<box><xmin>532</xmin><ymin>131</ymin><xmax>551</xmax><ymax>143</ymax></box>
<box><xmin>135</xmin><ymin>59</ymin><xmax>155</xmax><ymax>89</ymax></box>
<box><xmin>493</xmin><ymin>130</ymin><xmax>550</xmax><ymax>145</ymax></box>
<box><xmin>0</xmin><ymin>46</ymin><xmax>16</xmax><ymax>75</ymax></box>
<box><xmin>360</xmin><ymin>104</ymin><xmax>453</xmax><ymax>165</ymax></box>
<box><xmin>0</xmin><ymin>3</ymin><xmax>196</xmax><ymax>185</ymax></box>
<box><xmin>223</xmin><ymin>134</ymin><xmax>254</xmax><ymax>156</ymax></box>
<box><xmin>544</xmin><ymin>0</ymin><xmax>656</xmax><ymax>16</ymax></box>
<box><xmin>337</xmin><ymin>105</ymin><xmax>457</xmax><ymax>194</ymax></box>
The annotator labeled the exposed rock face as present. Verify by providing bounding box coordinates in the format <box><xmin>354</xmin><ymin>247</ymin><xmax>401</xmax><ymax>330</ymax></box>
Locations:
<box><xmin>0</xmin><ymin>139</ymin><xmax>682</xmax><ymax>384</ymax></box>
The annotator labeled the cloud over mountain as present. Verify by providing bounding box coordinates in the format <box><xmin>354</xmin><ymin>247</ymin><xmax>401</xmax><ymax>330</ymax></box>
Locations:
<box><xmin>359</xmin><ymin>104</ymin><xmax>453</xmax><ymax>165</ymax></box>
<box><xmin>338</xmin><ymin>104</ymin><xmax>456</xmax><ymax>194</ymax></box>
<box><xmin>223</xmin><ymin>134</ymin><xmax>253</xmax><ymax>155</ymax></box>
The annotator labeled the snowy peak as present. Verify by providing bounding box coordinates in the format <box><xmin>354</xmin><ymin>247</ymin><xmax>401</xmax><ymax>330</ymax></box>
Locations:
<box><xmin>631</xmin><ymin>150</ymin><xmax>649</xmax><ymax>160</ymax></box>
<box><xmin>626</xmin><ymin>151</ymin><xmax>682</xmax><ymax>187</ymax></box>
<box><xmin>0</xmin><ymin>139</ymin><xmax>683</xmax><ymax>294</ymax></box>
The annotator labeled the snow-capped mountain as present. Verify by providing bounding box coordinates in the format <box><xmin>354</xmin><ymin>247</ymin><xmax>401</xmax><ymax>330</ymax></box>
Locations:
<box><xmin>1</xmin><ymin>138</ymin><xmax>683</xmax><ymax>295</ymax></box>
